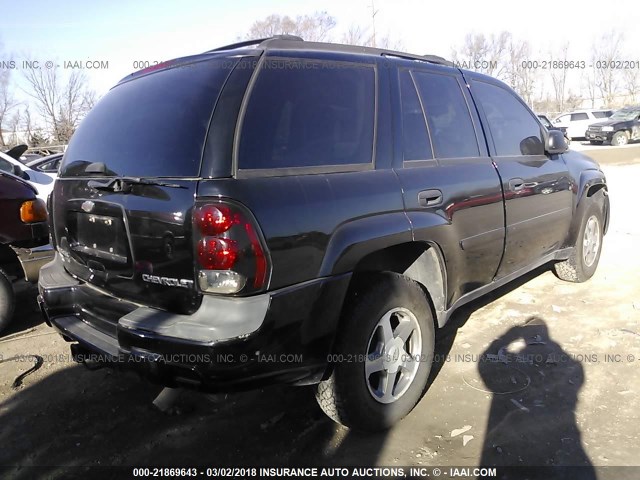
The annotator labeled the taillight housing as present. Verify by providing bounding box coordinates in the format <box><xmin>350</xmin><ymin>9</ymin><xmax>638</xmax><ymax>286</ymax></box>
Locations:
<box><xmin>193</xmin><ymin>200</ymin><xmax>270</xmax><ymax>295</ymax></box>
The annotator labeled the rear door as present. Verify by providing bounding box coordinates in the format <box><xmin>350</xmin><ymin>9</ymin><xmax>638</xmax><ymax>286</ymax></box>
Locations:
<box><xmin>392</xmin><ymin>65</ymin><xmax>505</xmax><ymax>306</ymax></box>
<box><xmin>467</xmin><ymin>75</ymin><xmax>572</xmax><ymax>278</ymax></box>
<box><xmin>53</xmin><ymin>57</ymin><xmax>248</xmax><ymax>314</ymax></box>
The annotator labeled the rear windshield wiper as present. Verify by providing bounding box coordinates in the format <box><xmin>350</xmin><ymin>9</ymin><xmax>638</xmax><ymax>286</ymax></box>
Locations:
<box><xmin>87</xmin><ymin>177</ymin><xmax>186</xmax><ymax>193</ymax></box>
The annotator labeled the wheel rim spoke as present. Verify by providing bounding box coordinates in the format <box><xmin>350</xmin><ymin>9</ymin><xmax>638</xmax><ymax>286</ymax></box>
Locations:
<box><xmin>366</xmin><ymin>353</ymin><xmax>385</xmax><ymax>376</ymax></box>
<box><xmin>395</xmin><ymin>319</ymin><xmax>415</xmax><ymax>343</ymax></box>
<box><xmin>379</xmin><ymin>370</ymin><xmax>398</xmax><ymax>402</ymax></box>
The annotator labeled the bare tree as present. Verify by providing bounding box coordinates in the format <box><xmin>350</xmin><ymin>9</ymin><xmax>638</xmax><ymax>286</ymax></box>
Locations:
<box><xmin>22</xmin><ymin>62</ymin><xmax>95</xmax><ymax>143</ymax></box>
<box><xmin>0</xmin><ymin>68</ymin><xmax>17</xmax><ymax>146</ymax></box>
<box><xmin>246</xmin><ymin>12</ymin><xmax>336</xmax><ymax>42</ymax></box>
<box><xmin>451</xmin><ymin>32</ymin><xmax>511</xmax><ymax>80</ymax></box>
<box><xmin>622</xmin><ymin>67</ymin><xmax>639</xmax><ymax>104</ymax></box>
<box><xmin>341</xmin><ymin>24</ymin><xmax>373</xmax><ymax>47</ymax></box>
<box><xmin>591</xmin><ymin>31</ymin><xmax>623</xmax><ymax>107</ymax></box>
<box><xmin>506</xmin><ymin>38</ymin><xmax>537</xmax><ymax>105</ymax></box>
<box><xmin>549</xmin><ymin>43</ymin><xmax>570</xmax><ymax>112</ymax></box>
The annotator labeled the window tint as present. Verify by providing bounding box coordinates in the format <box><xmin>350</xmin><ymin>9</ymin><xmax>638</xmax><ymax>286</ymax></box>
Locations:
<box><xmin>412</xmin><ymin>72</ymin><xmax>479</xmax><ymax>159</ymax></box>
<box><xmin>571</xmin><ymin>112</ymin><xmax>589</xmax><ymax>121</ymax></box>
<box><xmin>239</xmin><ymin>58</ymin><xmax>375</xmax><ymax>170</ymax></box>
<box><xmin>472</xmin><ymin>81</ymin><xmax>544</xmax><ymax>156</ymax></box>
<box><xmin>593</xmin><ymin>111</ymin><xmax>610</xmax><ymax>118</ymax></box>
<box><xmin>400</xmin><ymin>70</ymin><xmax>432</xmax><ymax>161</ymax></box>
<box><xmin>60</xmin><ymin>59</ymin><xmax>236</xmax><ymax>178</ymax></box>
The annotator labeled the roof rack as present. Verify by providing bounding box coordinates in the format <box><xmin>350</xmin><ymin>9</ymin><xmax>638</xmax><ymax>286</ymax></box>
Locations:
<box><xmin>207</xmin><ymin>35</ymin><xmax>303</xmax><ymax>52</ymax></box>
<box><xmin>380</xmin><ymin>52</ymin><xmax>452</xmax><ymax>67</ymax></box>
<box><xmin>206</xmin><ymin>36</ymin><xmax>453</xmax><ymax>67</ymax></box>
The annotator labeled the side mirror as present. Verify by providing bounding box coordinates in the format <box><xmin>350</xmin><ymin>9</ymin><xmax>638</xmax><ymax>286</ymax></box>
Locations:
<box><xmin>546</xmin><ymin>129</ymin><xmax>568</xmax><ymax>155</ymax></box>
<box><xmin>12</xmin><ymin>164</ymin><xmax>23</xmax><ymax>177</ymax></box>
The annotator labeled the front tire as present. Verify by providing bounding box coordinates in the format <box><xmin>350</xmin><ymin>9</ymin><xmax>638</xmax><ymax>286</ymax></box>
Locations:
<box><xmin>0</xmin><ymin>268</ymin><xmax>15</xmax><ymax>333</ymax></box>
<box><xmin>554</xmin><ymin>202</ymin><xmax>604</xmax><ymax>282</ymax></box>
<box><xmin>316</xmin><ymin>273</ymin><xmax>435</xmax><ymax>431</ymax></box>
<box><xmin>611</xmin><ymin>131</ymin><xmax>629</xmax><ymax>146</ymax></box>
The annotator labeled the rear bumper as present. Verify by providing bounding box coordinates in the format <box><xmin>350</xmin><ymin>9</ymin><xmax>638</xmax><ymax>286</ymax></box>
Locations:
<box><xmin>38</xmin><ymin>254</ymin><xmax>350</xmax><ymax>391</ymax></box>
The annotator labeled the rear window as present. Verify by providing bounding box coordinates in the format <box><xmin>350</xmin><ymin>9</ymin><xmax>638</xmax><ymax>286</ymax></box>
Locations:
<box><xmin>238</xmin><ymin>57</ymin><xmax>376</xmax><ymax>170</ymax></box>
<box><xmin>60</xmin><ymin>59</ymin><xmax>236</xmax><ymax>178</ymax></box>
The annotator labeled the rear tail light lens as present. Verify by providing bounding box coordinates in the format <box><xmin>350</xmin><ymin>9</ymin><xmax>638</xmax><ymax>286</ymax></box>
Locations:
<box><xmin>194</xmin><ymin>205</ymin><xmax>236</xmax><ymax>235</ymax></box>
<box><xmin>20</xmin><ymin>199</ymin><xmax>48</xmax><ymax>223</ymax></box>
<box><xmin>193</xmin><ymin>201</ymin><xmax>270</xmax><ymax>295</ymax></box>
<box><xmin>197</xmin><ymin>237</ymin><xmax>238</xmax><ymax>270</ymax></box>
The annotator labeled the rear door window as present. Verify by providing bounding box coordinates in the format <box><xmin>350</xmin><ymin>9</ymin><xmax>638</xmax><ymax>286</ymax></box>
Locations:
<box><xmin>571</xmin><ymin>112</ymin><xmax>589</xmax><ymax>121</ymax></box>
<box><xmin>238</xmin><ymin>57</ymin><xmax>376</xmax><ymax>170</ymax></box>
<box><xmin>400</xmin><ymin>70</ymin><xmax>432</xmax><ymax>161</ymax></box>
<box><xmin>412</xmin><ymin>71</ymin><xmax>480</xmax><ymax>159</ymax></box>
<box><xmin>60</xmin><ymin>58</ymin><xmax>238</xmax><ymax>178</ymax></box>
<box><xmin>471</xmin><ymin>80</ymin><xmax>544</xmax><ymax>156</ymax></box>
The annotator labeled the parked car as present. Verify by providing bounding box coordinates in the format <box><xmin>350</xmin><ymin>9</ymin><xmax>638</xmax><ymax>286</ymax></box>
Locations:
<box><xmin>0</xmin><ymin>149</ymin><xmax>57</xmax><ymax>203</ymax></box>
<box><xmin>38</xmin><ymin>36</ymin><xmax>609</xmax><ymax>431</ymax></box>
<box><xmin>19</xmin><ymin>153</ymin><xmax>43</xmax><ymax>165</ymax></box>
<box><xmin>553</xmin><ymin>109</ymin><xmax>613</xmax><ymax>139</ymax></box>
<box><xmin>537</xmin><ymin>114</ymin><xmax>570</xmax><ymax>144</ymax></box>
<box><xmin>27</xmin><ymin>153</ymin><xmax>64</xmax><ymax>173</ymax></box>
<box><xmin>0</xmin><ymin>171</ymin><xmax>54</xmax><ymax>332</ymax></box>
<box><xmin>585</xmin><ymin>106</ymin><xmax>640</xmax><ymax>146</ymax></box>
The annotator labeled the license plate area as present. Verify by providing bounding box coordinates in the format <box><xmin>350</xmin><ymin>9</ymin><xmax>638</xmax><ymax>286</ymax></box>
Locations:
<box><xmin>72</xmin><ymin>213</ymin><xmax>130</xmax><ymax>265</ymax></box>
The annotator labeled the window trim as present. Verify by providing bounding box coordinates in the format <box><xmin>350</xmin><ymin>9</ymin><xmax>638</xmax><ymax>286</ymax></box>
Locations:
<box><xmin>233</xmin><ymin>55</ymin><xmax>378</xmax><ymax>176</ymax></box>
<box><xmin>404</xmin><ymin>68</ymin><xmax>483</xmax><ymax>164</ymax></box>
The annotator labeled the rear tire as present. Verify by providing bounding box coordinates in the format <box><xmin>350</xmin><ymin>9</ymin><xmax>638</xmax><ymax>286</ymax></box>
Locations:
<box><xmin>315</xmin><ymin>273</ymin><xmax>435</xmax><ymax>431</ymax></box>
<box><xmin>0</xmin><ymin>268</ymin><xmax>15</xmax><ymax>333</ymax></box>
<box><xmin>554</xmin><ymin>202</ymin><xmax>603</xmax><ymax>283</ymax></box>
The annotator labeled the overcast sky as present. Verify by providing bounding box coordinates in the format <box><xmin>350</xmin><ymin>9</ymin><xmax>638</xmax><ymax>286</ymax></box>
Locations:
<box><xmin>2</xmin><ymin>0</ymin><xmax>639</xmax><ymax>96</ymax></box>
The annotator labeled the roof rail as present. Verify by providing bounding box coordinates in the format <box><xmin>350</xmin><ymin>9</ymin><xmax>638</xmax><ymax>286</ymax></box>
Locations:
<box><xmin>207</xmin><ymin>35</ymin><xmax>304</xmax><ymax>52</ymax></box>
<box><xmin>381</xmin><ymin>52</ymin><xmax>453</xmax><ymax>67</ymax></box>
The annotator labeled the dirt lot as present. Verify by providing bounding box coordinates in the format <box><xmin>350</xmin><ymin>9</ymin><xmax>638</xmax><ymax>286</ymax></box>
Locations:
<box><xmin>1</xmin><ymin>147</ymin><xmax>639</xmax><ymax>478</ymax></box>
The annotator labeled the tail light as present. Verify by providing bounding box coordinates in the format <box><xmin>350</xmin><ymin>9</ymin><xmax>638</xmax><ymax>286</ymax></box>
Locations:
<box><xmin>193</xmin><ymin>201</ymin><xmax>270</xmax><ymax>295</ymax></box>
<box><xmin>20</xmin><ymin>199</ymin><xmax>48</xmax><ymax>223</ymax></box>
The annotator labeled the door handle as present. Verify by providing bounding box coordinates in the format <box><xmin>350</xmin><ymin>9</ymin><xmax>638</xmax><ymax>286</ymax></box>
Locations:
<box><xmin>508</xmin><ymin>178</ymin><xmax>525</xmax><ymax>192</ymax></box>
<box><xmin>418</xmin><ymin>189</ymin><xmax>443</xmax><ymax>207</ymax></box>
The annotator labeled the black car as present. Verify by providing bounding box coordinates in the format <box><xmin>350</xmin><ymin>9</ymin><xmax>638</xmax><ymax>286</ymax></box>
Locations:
<box><xmin>38</xmin><ymin>36</ymin><xmax>609</xmax><ymax>431</ymax></box>
<box><xmin>0</xmin><ymin>172</ymin><xmax>53</xmax><ymax>332</ymax></box>
<box><xmin>586</xmin><ymin>107</ymin><xmax>640</xmax><ymax>145</ymax></box>
<box><xmin>537</xmin><ymin>114</ymin><xmax>571</xmax><ymax>144</ymax></box>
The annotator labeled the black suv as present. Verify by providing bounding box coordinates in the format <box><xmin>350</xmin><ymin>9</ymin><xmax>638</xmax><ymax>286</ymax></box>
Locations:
<box><xmin>38</xmin><ymin>36</ymin><xmax>609</xmax><ymax>431</ymax></box>
<box><xmin>586</xmin><ymin>106</ymin><xmax>640</xmax><ymax>146</ymax></box>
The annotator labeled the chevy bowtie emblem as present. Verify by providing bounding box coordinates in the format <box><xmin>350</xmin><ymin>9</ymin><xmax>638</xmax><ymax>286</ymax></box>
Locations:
<box><xmin>81</xmin><ymin>200</ymin><xmax>95</xmax><ymax>212</ymax></box>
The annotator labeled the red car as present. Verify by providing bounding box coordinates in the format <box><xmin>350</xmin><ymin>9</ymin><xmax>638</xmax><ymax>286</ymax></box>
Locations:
<box><xmin>0</xmin><ymin>171</ymin><xmax>54</xmax><ymax>332</ymax></box>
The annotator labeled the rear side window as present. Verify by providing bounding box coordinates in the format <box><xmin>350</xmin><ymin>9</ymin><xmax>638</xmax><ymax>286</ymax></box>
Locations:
<box><xmin>412</xmin><ymin>71</ymin><xmax>479</xmax><ymax>159</ymax></box>
<box><xmin>400</xmin><ymin>70</ymin><xmax>432</xmax><ymax>161</ymax></box>
<box><xmin>238</xmin><ymin>58</ymin><xmax>375</xmax><ymax>170</ymax></box>
<box><xmin>472</xmin><ymin>81</ymin><xmax>544</xmax><ymax>156</ymax></box>
<box><xmin>60</xmin><ymin>59</ymin><xmax>236</xmax><ymax>178</ymax></box>
<box><xmin>592</xmin><ymin>111</ymin><xmax>609</xmax><ymax>118</ymax></box>
<box><xmin>571</xmin><ymin>112</ymin><xmax>589</xmax><ymax>121</ymax></box>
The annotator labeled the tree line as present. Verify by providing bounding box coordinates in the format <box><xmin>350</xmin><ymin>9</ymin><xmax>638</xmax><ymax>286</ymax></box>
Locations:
<box><xmin>1</xmin><ymin>13</ymin><xmax>637</xmax><ymax>148</ymax></box>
